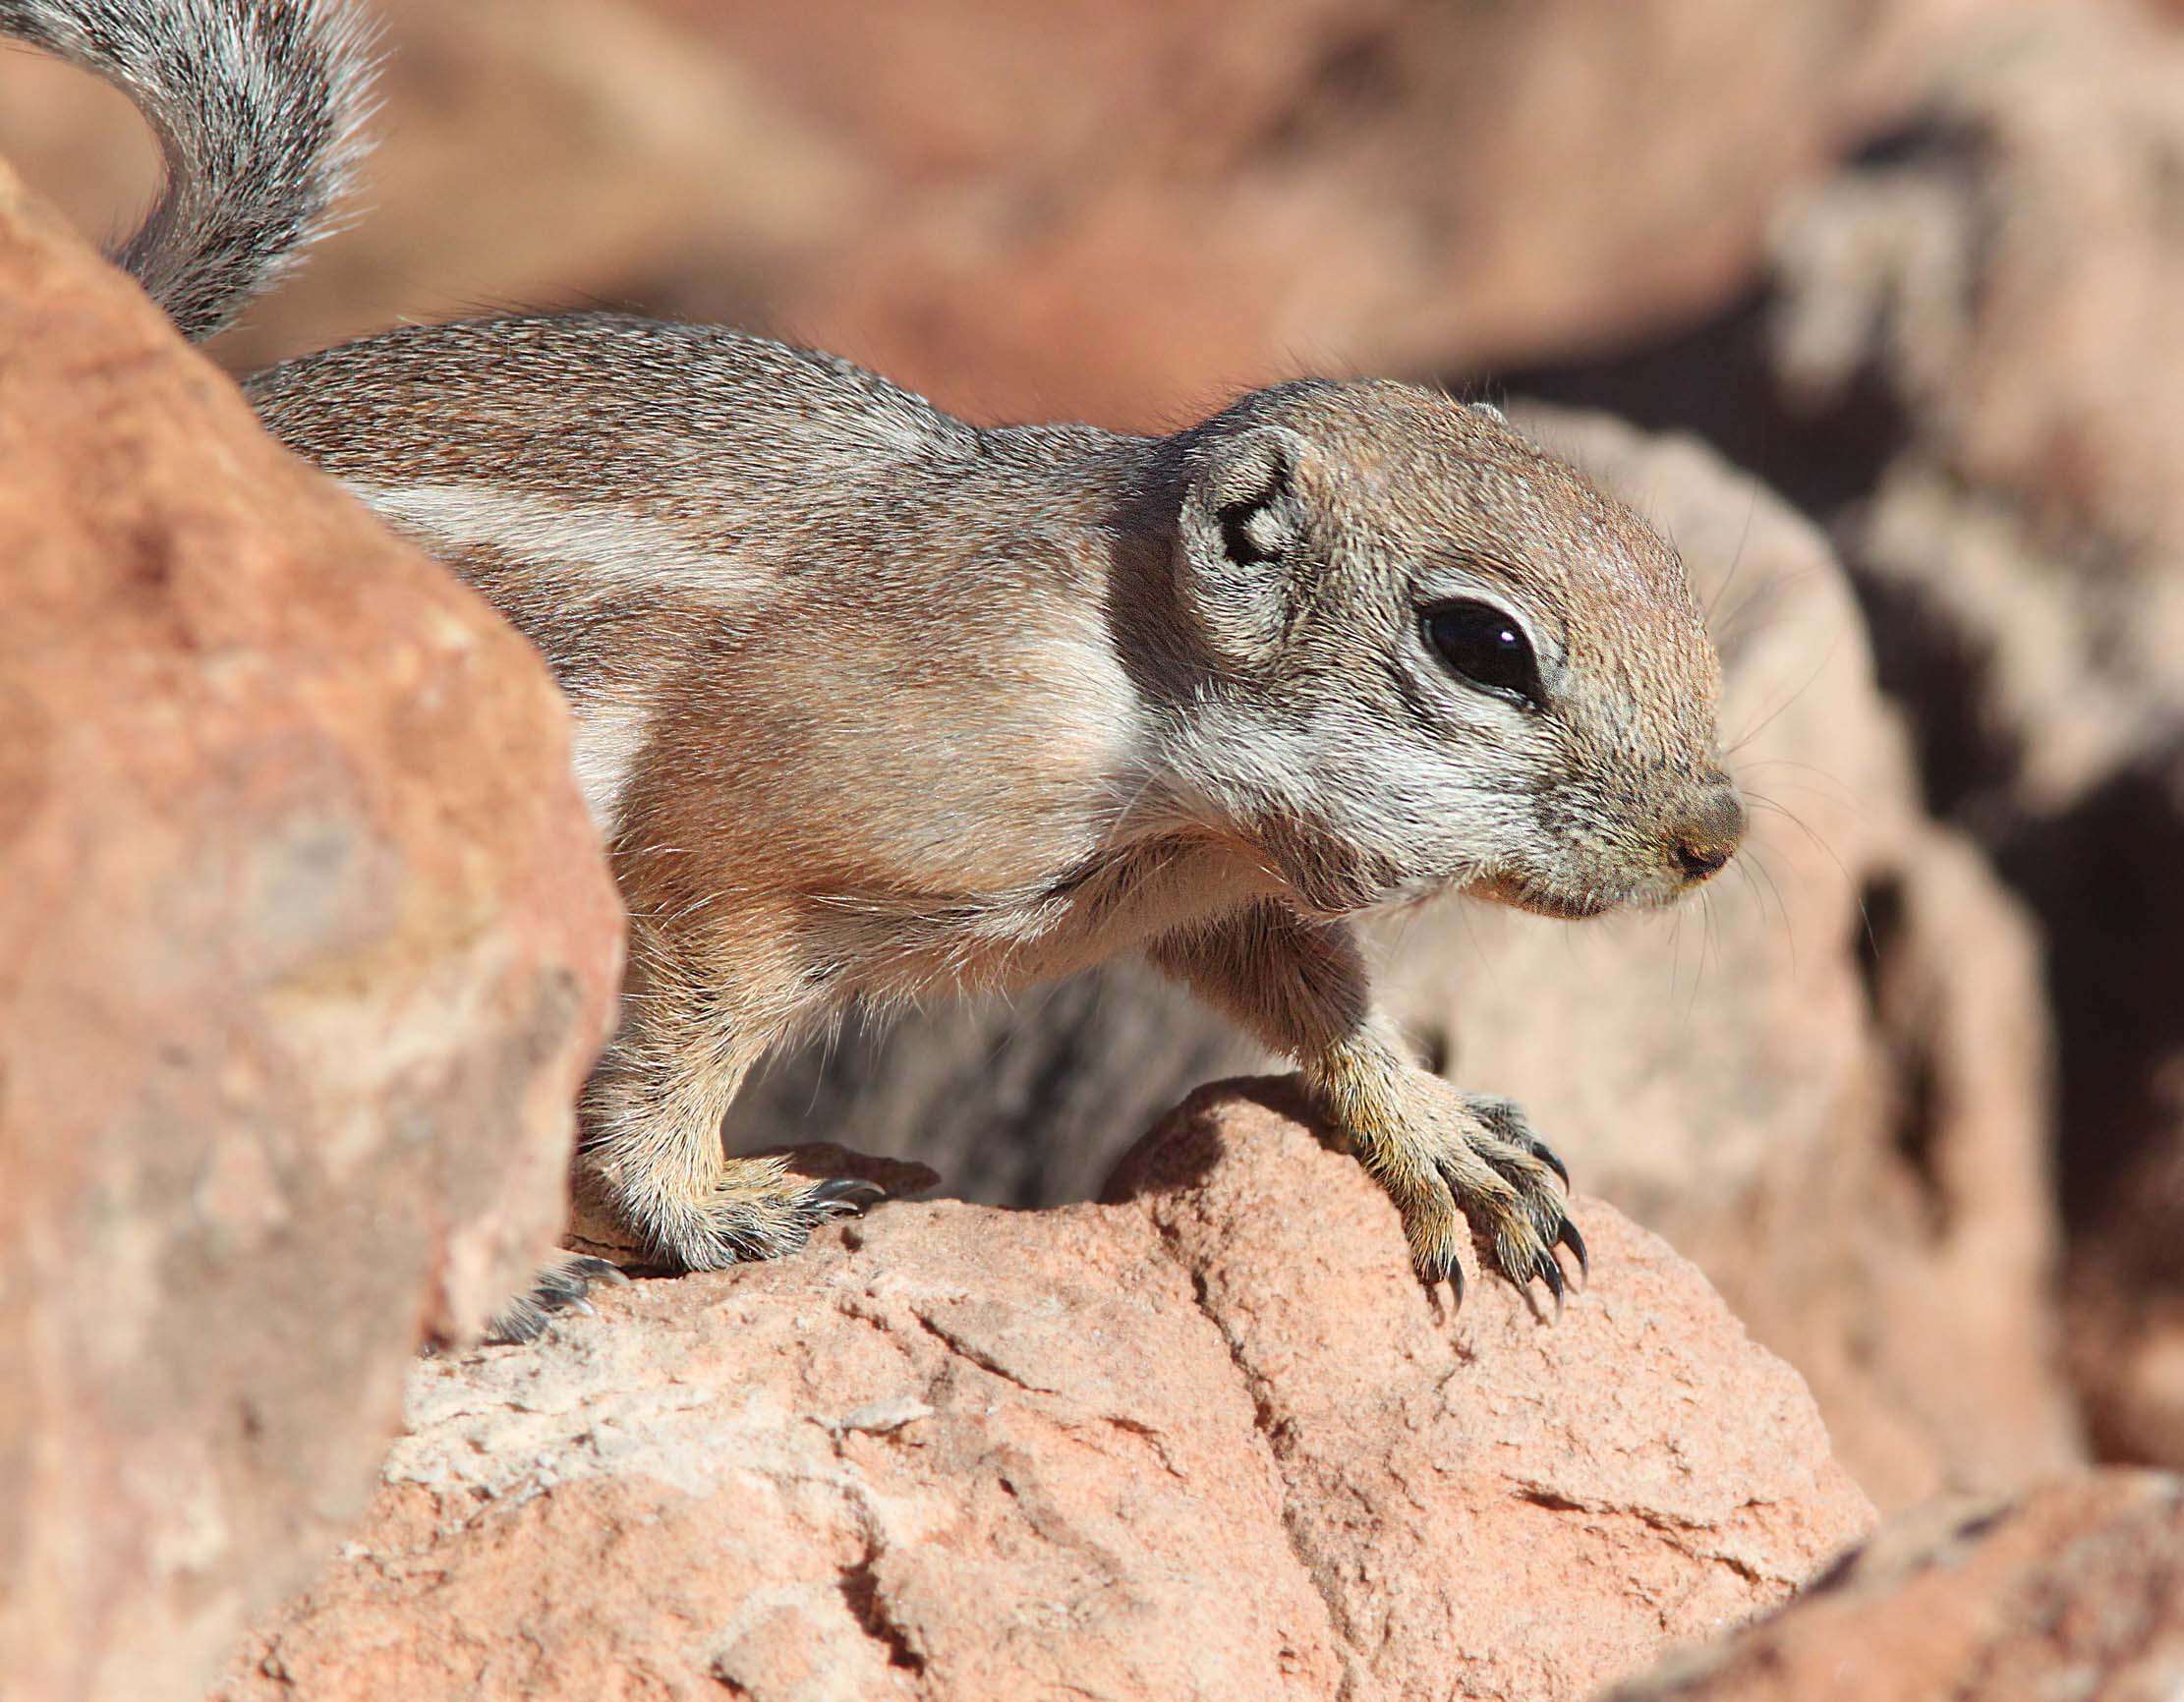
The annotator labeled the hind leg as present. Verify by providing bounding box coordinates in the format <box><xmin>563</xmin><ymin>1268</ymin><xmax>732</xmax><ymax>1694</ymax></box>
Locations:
<box><xmin>573</xmin><ymin>910</ymin><xmax>888</xmax><ymax>1273</ymax></box>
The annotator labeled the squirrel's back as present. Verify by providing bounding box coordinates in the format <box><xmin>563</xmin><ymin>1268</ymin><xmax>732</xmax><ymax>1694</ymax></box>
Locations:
<box><xmin>246</xmin><ymin>312</ymin><xmax>986</xmax><ymax>507</ymax></box>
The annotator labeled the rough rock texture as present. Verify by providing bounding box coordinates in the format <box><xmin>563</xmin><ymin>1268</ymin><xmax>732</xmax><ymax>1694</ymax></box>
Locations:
<box><xmin>217</xmin><ymin>1086</ymin><xmax>1872</xmax><ymax>1702</ymax></box>
<box><xmin>1607</xmin><ymin>1471</ymin><xmax>2184</xmax><ymax>1702</ymax></box>
<box><xmin>719</xmin><ymin>407</ymin><xmax>2079</xmax><ymax>1513</ymax></box>
<box><xmin>0</xmin><ymin>0</ymin><xmax>1981</xmax><ymax>426</ymax></box>
<box><xmin>0</xmin><ymin>163</ymin><xmax>623</xmax><ymax>1702</ymax></box>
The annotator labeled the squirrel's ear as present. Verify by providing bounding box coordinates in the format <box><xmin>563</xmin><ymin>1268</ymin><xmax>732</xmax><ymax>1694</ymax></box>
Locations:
<box><xmin>1176</xmin><ymin>425</ymin><xmax>1310</xmax><ymax>667</ymax></box>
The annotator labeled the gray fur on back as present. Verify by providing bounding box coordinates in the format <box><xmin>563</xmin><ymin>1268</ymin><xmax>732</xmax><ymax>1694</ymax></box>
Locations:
<box><xmin>0</xmin><ymin>0</ymin><xmax>375</xmax><ymax>340</ymax></box>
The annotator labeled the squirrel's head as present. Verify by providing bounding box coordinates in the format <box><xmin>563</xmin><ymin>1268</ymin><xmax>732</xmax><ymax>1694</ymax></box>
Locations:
<box><xmin>1158</xmin><ymin>379</ymin><xmax>1743</xmax><ymax>920</ymax></box>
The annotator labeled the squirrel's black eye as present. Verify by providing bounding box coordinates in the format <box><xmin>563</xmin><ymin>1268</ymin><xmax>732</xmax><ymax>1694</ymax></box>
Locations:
<box><xmin>1422</xmin><ymin>599</ymin><xmax>1543</xmax><ymax>708</ymax></box>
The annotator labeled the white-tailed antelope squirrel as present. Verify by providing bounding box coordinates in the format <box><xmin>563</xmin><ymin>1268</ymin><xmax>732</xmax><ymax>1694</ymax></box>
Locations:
<box><xmin>5</xmin><ymin>0</ymin><xmax>1747</xmax><ymax>1334</ymax></box>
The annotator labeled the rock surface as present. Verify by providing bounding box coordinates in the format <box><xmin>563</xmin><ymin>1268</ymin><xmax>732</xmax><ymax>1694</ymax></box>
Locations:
<box><xmin>216</xmin><ymin>1086</ymin><xmax>1873</xmax><ymax>1702</ymax></box>
<box><xmin>0</xmin><ymin>163</ymin><xmax>623</xmax><ymax>1702</ymax></box>
<box><xmin>1606</xmin><ymin>1471</ymin><xmax>2184</xmax><ymax>1702</ymax></box>
<box><xmin>0</xmin><ymin>0</ymin><xmax>1980</xmax><ymax>426</ymax></box>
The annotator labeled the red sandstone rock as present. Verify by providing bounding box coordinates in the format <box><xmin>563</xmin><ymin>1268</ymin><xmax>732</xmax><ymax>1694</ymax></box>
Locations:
<box><xmin>216</xmin><ymin>1087</ymin><xmax>1872</xmax><ymax>1702</ymax></box>
<box><xmin>1606</xmin><ymin>1471</ymin><xmax>2184</xmax><ymax>1702</ymax></box>
<box><xmin>0</xmin><ymin>162</ymin><xmax>623</xmax><ymax>1702</ymax></box>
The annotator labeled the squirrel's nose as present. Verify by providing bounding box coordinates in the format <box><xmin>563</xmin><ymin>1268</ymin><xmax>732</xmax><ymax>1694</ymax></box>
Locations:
<box><xmin>1670</xmin><ymin>783</ymin><xmax>1746</xmax><ymax>887</ymax></box>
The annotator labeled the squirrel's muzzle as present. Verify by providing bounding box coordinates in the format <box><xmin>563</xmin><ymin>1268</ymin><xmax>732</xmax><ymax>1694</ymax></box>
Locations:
<box><xmin>1668</xmin><ymin>782</ymin><xmax>1746</xmax><ymax>889</ymax></box>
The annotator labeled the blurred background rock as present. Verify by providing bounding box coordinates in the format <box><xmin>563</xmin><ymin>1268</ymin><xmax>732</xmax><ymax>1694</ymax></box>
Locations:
<box><xmin>7</xmin><ymin>0</ymin><xmax>2177</xmax><ymax>1503</ymax></box>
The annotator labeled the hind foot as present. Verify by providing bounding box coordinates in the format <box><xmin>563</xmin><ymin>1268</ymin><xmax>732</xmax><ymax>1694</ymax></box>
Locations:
<box><xmin>600</xmin><ymin>1154</ymin><xmax>889</xmax><ymax>1274</ymax></box>
<box><xmin>486</xmin><ymin>1251</ymin><xmax>631</xmax><ymax>1344</ymax></box>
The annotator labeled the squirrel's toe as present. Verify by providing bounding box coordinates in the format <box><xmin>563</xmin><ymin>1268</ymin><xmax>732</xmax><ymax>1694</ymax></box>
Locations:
<box><xmin>807</xmin><ymin>1176</ymin><xmax>888</xmax><ymax>1218</ymax></box>
<box><xmin>484</xmin><ymin>1251</ymin><xmax>631</xmax><ymax>1344</ymax></box>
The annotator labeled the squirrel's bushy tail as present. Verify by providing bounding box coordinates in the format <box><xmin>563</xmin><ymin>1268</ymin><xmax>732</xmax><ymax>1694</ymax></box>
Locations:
<box><xmin>0</xmin><ymin>0</ymin><xmax>376</xmax><ymax>340</ymax></box>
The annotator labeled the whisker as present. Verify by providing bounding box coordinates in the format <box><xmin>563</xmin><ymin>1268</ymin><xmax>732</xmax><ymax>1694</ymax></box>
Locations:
<box><xmin>1740</xmin><ymin>845</ymin><xmax>1798</xmax><ymax>976</ymax></box>
<box><xmin>1709</xmin><ymin>563</ymin><xmax>1835</xmax><ymax>652</ymax></box>
<box><xmin>1746</xmin><ymin>796</ymin><xmax>1873</xmax><ymax>964</ymax></box>
<box><xmin>1723</xmin><ymin>627</ymin><xmax>1847</xmax><ymax>760</ymax></box>
<box><xmin>1733</xmin><ymin>758</ymin><xmax>1860</xmax><ymax>810</ymax></box>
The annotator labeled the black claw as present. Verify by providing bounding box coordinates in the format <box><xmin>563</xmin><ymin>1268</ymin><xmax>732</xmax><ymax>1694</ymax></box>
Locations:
<box><xmin>1534</xmin><ymin>1249</ymin><xmax>1566</xmax><ymax>1316</ymax></box>
<box><xmin>809</xmin><ymin>1177</ymin><xmax>887</xmax><ymax>1217</ymax></box>
<box><xmin>1556</xmin><ymin>1217</ymin><xmax>1589</xmax><ymax>1280</ymax></box>
<box><xmin>1414</xmin><ymin>1248</ymin><xmax>1466</xmax><ymax>1311</ymax></box>
<box><xmin>533</xmin><ymin>1254</ymin><xmax>628</xmax><ymax>1309</ymax></box>
<box><xmin>1531</xmin><ymin>1140</ymin><xmax>1571</xmax><ymax>1190</ymax></box>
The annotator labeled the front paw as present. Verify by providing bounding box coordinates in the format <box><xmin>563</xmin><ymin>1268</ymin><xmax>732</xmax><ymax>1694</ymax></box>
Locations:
<box><xmin>1360</xmin><ymin>1077</ymin><xmax>1586</xmax><ymax>1307</ymax></box>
